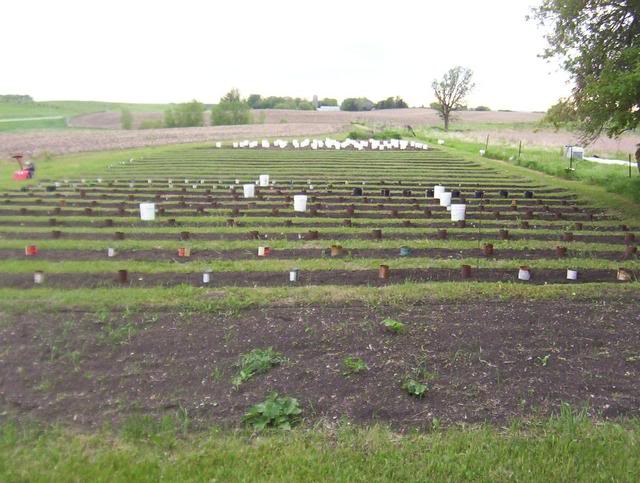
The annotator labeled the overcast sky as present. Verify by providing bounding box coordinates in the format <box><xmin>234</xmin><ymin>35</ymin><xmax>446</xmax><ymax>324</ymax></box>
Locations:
<box><xmin>2</xmin><ymin>0</ymin><xmax>570</xmax><ymax>111</ymax></box>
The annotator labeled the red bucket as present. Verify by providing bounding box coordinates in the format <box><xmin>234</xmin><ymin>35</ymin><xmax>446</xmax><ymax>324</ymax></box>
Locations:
<box><xmin>178</xmin><ymin>247</ymin><xmax>191</xmax><ymax>257</ymax></box>
<box><xmin>25</xmin><ymin>245</ymin><xmax>38</xmax><ymax>256</ymax></box>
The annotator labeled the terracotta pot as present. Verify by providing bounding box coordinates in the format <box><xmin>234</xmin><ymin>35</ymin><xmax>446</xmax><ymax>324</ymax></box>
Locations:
<box><xmin>180</xmin><ymin>231</ymin><xmax>190</xmax><ymax>241</ymax></box>
<box><xmin>498</xmin><ymin>229</ymin><xmax>509</xmax><ymax>240</ymax></box>
<box><xmin>482</xmin><ymin>243</ymin><xmax>494</xmax><ymax>256</ymax></box>
<box><xmin>25</xmin><ymin>245</ymin><xmax>38</xmax><ymax>256</ymax></box>
<box><xmin>436</xmin><ymin>229</ymin><xmax>448</xmax><ymax>240</ymax></box>
<box><xmin>574</xmin><ymin>222</ymin><xmax>583</xmax><ymax>231</ymax></box>
<box><xmin>117</xmin><ymin>269</ymin><xmax>128</xmax><ymax>284</ymax></box>
<box><xmin>555</xmin><ymin>246</ymin><xmax>567</xmax><ymax>257</ymax></box>
<box><xmin>51</xmin><ymin>230</ymin><xmax>62</xmax><ymax>239</ymax></box>
<box><xmin>461</xmin><ymin>264</ymin><xmax>472</xmax><ymax>279</ymax></box>
<box><xmin>330</xmin><ymin>245</ymin><xmax>343</xmax><ymax>257</ymax></box>
<box><xmin>378</xmin><ymin>265</ymin><xmax>390</xmax><ymax>279</ymax></box>
<box><xmin>372</xmin><ymin>229</ymin><xmax>382</xmax><ymax>240</ymax></box>
<box><xmin>306</xmin><ymin>230</ymin><xmax>319</xmax><ymax>240</ymax></box>
<box><xmin>114</xmin><ymin>232</ymin><xmax>125</xmax><ymax>240</ymax></box>
<box><xmin>177</xmin><ymin>247</ymin><xmax>191</xmax><ymax>257</ymax></box>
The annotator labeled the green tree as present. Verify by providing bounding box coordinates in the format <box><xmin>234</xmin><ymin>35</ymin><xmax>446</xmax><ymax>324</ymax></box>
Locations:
<box><xmin>319</xmin><ymin>97</ymin><xmax>338</xmax><ymax>107</ymax></box>
<box><xmin>163</xmin><ymin>100</ymin><xmax>204</xmax><ymax>128</ymax></box>
<box><xmin>120</xmin><ymin>108</ymin><xmax>133</xmax><ymax>130</ymax></box>
<box><xmin>542</xmin><ymin>98</ymin><xmax>579</xmax><ymax>130</ymax></box>
<box><xmin>340</xmin><ymin>97</ymin><xmax>374</xmax><ymax>111</ymax></box>
<box><xmin>531</xmin><ymin>1</ymin><xmax>640</xmax><ymax>141</ymax></box>
<box><xmin>164</xmin><ymin>108</ymin><xmax>176</xmax><ymax>128</ymax></box>
<box><xmin>431</xmin><ymin>66</ymin><xmax>474</xmax><ymax>131</ymax></box>
<box><xmin>211</xmin><ymin>88</ymin><xmax>252</xmax><ymax>125</ymax></box>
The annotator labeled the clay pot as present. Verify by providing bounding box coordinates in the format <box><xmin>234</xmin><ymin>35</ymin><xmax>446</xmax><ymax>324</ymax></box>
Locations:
<box><xmin>574</xmin><ymin>222</ymin><xmax>583</xmax><ymax>231</ymax></box>
<box><xmin>436</xmin><ymin>229</ymin><xmax>448</xmax><ymax>240</ymax></box>
<box><xmin>342</xmin><ymin>219</ymin><xmax>352</xmax><ymax>227</ymax></box>
<box><xmin>114</xmin><ymin>232</ymin><xmax>125</xmax><ymax>240</ymax></box>
<box><xmin>555</xmin><ymin>246</ymin><xmax>567</xmax><ymax>257</ymax></box>
<box><xmin>48</xmin><ymin>218</ymin><xmax>57</xmax><ymax>226</ymax></box>
<box><xmin>372</xmin><ymin>229</ymin><xmax>382</xmax><ymax>240</ymax></box>
<box><xmin>84</xmin><ymin>208</ymin><xmax>92</xmax><ymax>215</ymax></box>
<box><xmin>461</xmin><ymin>264</ymin><xmax>472</xmax><ymax>279</ymax></box>
<box><xmin>104</xmin><ymin>219</ymin><xmax>114</xmax><ymax>227</ymax></box>
<box><xmin>272</xmin><ymin>208</ymin><xmax>280</xmax><ymax>215</ymax></box>
<box><xmin>562</xmin><ymin>232</ymin><xmax>574</xmax><ymax>242</ymax></box>
<box><xmin>403</xmin><ymin>220</ymin><xmax>413</xmax><ymax>227</ymax></box>
<box><xmin>378</xmin><ymin>265</ymin><xmax>390</xmax><ymax>279</ymax></box>
<box><xmin>117</xmin><ymin>269</ymin><xmax>128</xmax><ymax>284</ymax></box>
<box><xmin>306</xmin><ymin>230</ymin><xmax>319</xmax><ymax>240</ymax></box>
<box><xmin>498</xmin><ymin>229</ymin><xmax>510</xmax><ymax>240</ymax></box>
<box><xmin>482</xmin><ymin>243</ymin><xmax>494</xmax><ymax>256</ymax></box>
<box><xmin>284</xmin><ymin>219</ymin><xmax>293</xmax><ymax>227</ymax></box>
<box><xmin>520</xmin><ymin>221</ymin><xmax>530</xmax><ymax>229</ymax></box>
<box><xmin>180</xmin><ymin>231</ymin><xmax>190</xmax><ymax>241</ymax></box>
<box><xmin>51</xmin><ymin>230</ymin><xmax>62</xmax><ymax>239</ymax></box>
<box><xmin>330</xmin><ymin>245</ymin><xmax>343</xmax><ymax>257</ymax></box>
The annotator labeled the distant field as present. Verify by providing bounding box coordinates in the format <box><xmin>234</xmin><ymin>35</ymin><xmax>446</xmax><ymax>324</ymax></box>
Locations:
<box><xmin>0</xmin><ymin>100</ymin><xmax>171</xmax><ymax>120</ymax></box>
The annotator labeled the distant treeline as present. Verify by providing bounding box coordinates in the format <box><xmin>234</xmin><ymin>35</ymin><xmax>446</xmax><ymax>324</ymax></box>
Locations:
<box><xmin>341</xmin><ymin>96</ymin><xmax>408</xmax><ymax>111</ymax></box>
<box><xmin>0</xmin><ymin>95</ymin><xmax>34</xmax><ymax>103</ymax></box>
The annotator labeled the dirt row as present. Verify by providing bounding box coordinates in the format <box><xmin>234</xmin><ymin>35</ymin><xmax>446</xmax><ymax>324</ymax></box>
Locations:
<box><xmin>2</xmin><ymin>247</ymin><xmax>636</xmax><ymax>262</ymax></box>
<box><xmin>3</xmin><ymin>230</ymin><xmax>634</xmax><ymax>244</ymax></box>
<box><xmin>1</xmin><ymin>268</ymin><xmax>634</xmax><ymax>289</ymax></box>
<box><xmin>2</xmin><ymin>298</ymin><xmax>639</xmax><ymax>429</ymax></box>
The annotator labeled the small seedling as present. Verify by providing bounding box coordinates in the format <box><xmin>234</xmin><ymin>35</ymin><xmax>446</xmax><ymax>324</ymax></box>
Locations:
<box><xmin>402</xmin><ymin>378</ymin><xmax>427</xmax><ymax>398</ymax></box>
<box><xmin>537</xmin><ymin>354</ymin><xmax>551</xmax><ymax>367</ymax></box>
<box><xmin>381</xmin><ymin>318</ymin><xmax>405</xmax><ymax>334</ymax></box>
<box><xmin>342</xmin><ymin>356</ymin><xmax>368</xmax><ymax>376</ymax></box>
<box><xmin>243</xmin><ymin>392</ymin><xmax>302</xmax><ymax>430</ymax></box>
<box><xmin>233</xmin><ymin>348</ymin><xmax>286</xmax><ymax>386</ymax></box>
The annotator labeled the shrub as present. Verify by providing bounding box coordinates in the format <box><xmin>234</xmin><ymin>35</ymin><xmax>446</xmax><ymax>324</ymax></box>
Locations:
<box><xmin>120</xmin><ymin>108</ymin><xmax>133</xmax><ymax>130</ymax></box>
<box><xmin>211</xmin><ymin>89</ymin><xmax>252</xmax><ymax>126</ymax></box>
<box><xmin>243</xmin><ymin>392</ymin><xmax>302</xmax><ymax>430</ymax></box>
<box><xmin>138</xmin><ymin>120</ymin><xmax>164</xmax><ymax>130</ymax></box>
<box><xmin>342</xmin><ymin>356</ymin><xmax>368</xmax><ymax>375</ymax></box>
<box><xmin>381</xmin><ymin>318</ymin><xmax>404</xmax><ymax>334</ymax></box>
<box><xmin>164</xmin><ymin>100</ymin><xmax>205</xmax><ymax>128</ymax></box>
<box><xmin>232</xmin><ymin>347</ymin><xmax>286</xmax><ymax>386</ymax></box>
<box><xmin>341</xmin><ymin>97</ymin><xmax>374</xmax><ymax>112</ymax></box>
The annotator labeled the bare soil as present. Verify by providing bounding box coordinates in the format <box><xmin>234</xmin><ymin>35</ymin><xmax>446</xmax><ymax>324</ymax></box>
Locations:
<box><xmin>2</xmin><ymin>300</ymin><xmax>639</xmax><ymax>430</ymax></box>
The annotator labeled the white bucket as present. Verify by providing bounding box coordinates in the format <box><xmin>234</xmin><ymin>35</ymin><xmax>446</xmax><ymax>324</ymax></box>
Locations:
<box><xmin>434</xmin><ymin>185</ymin><xmax>445</xmax><ymax>199</ymax></box>
<box><xmin>33</xmin><ymin>271</ymin><xmax>45</xmax><ymax>284</ymax></box>
<box><xmin>293</xmin><ymin>195</ymin><xmax>308</xmax><ymax>212</ymax></box>
<box><xmin>479</xmin><ymin>149</ymin><xmax>486</xmax><ymax>156</ymax></box>
<box><xmin>450</xmin><ymin>204</ymin><xmax>466</xmax><ymax>221</ymax></box>
<box><xmin>215</xmin><ymin>142</ymin><xmax>222</xmax><ymax>148</ymax></box>
<box><xmin>518</xmin><ymin>268</ymin><xmax>531</xmax><ymax>281</ymax></box>
<box><xmin>203</xmin><ymin>271</ymin><xmax>212</xmax><ymax>283</ymax></box>
<box><xmin>437</xmin><ymin>139</ymin><xmax>445</xmax><ymax>145</ymax></box>
<box><xmin>259</xmin><ymin>174</ymin><xmax>270</xmax><ymax>187</ymax></box>
<box><xmin>567</xmin><ymin>269</ymin><xmax>578</xmax><ymax>280</ymax></box>
<box><xmin>439</xmin><ymin>192</ymin><xmax>452</xmax><ymax>207</ymax></box>
<box><xmin>107</xmin><ymin>247</ymin><xmax>116</xmax><ymax>257</ymax></box>
<box><xmin>139</xmin><ymin>202</ymin><xmax>156</xmax><ymax>221</ymax></box>
<box><xmin>243</xmin><ymin>184</ymin><xmax>255</xmax><ymax>198</ymax></box>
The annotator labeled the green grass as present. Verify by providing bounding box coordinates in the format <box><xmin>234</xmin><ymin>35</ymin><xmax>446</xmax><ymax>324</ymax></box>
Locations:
<box><xmin>417</xmin><ymin>128</ymin><xmax>640</xmax><ymax>203</ymax></box>
<box><xmin>0</xmin><ymin>117</ymin><xmax>68</xmax><ymax>132</ymax></box>
<box><xmin>0</xmin><ymin>100</ymin><xmax>170</xmax><ymax>120</ymax></box>
<box><xmin>2</xmin><ymin>409</ymin><xmax>639</xmax><ymax>481</ymax></box>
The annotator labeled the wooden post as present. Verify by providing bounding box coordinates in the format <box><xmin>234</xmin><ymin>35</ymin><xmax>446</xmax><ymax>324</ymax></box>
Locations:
<box><xmin>517</xmin><ymin>141</ymin><xmax>522</xmax><ymax>161</ymax></box>
<box><xmin>485</xmin><ymin>134</ymin><xmax>489</xmax><ymax>153</ymax></box>
<box><xmin>629</xmin><ymin>154</ymin><xmax>632</xmax><ymax>178</ymax></box>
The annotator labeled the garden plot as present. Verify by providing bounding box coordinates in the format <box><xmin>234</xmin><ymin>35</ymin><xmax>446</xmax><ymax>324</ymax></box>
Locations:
<box><xmin>0</xmin><ymin>147</ymin><xmax>638</xmax><ymax>288</ymax></box>
<box><xmin>1</xmin><ymin>145</ymin><xmax>639</xmax><ymax>429</ymax></box>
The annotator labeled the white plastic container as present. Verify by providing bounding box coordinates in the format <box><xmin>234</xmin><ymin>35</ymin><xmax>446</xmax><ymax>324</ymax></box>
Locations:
<box><xmin>439</xmin><ymin>192</ymin><xmax>452</xmax><ymax>207</ymax></box>
<box><xmin>107</xmin><ymin>247</ymin><xmax>116</xmax><ymax>257</ymax></box>
<box><xmin>450</xmin><ymin>204</ymin><xmax>466</xmax><ymax>221</ymax></box>
<box><xmin>243</xmin><ymin>184</ymin><xmax>255</xmax><ymax>198</ymax></box>
<box><xmin>433</xmin><ymin>185</ymin><xmax>445</xmax><ymax>199</ymax></box>
<box><xmin>479</xmin><ymin>149</ymin><xmax>486</xmax><ymax>156</ymax></box>
<box><xmin>259</xmin><ymin>174</ymin><xmax>270</xmax><ymax>187</ymax></box>
<box><xmin>293</xmin><ymin>195</ymin><xmax>308</xmax><ymax>212</ymax></box>
<box><xmin>139</xmin><ymin>202</ymin><xmax>156</xmax><ymax>221</ymax></box>
<box><xmin>215</xmin><ymin>142</ymin><xmax>222</xmax><ymax>148</ymax></box>
<box><xmin>518</xmin><ymin>267</ymin><xmax>531</xmax><ymax>281</ymax></box>
<box><xmin>203</xmin><ymin>270</ymin><xmax>212</xmax><ymax>283</ymax></box>
<box><xmin>437</xmin><ymin>139</ymin><xmax>445</xmax><ymax>145</ymax></box>
<box><xmin>567</xmin><ymin>269</ymin><xmax>578</xmax><ymax>280</ymax></box>
<box><xmin>33</xmin><ymin>271</ymin><xmax>45</xmax><ymax>284</ymax></box>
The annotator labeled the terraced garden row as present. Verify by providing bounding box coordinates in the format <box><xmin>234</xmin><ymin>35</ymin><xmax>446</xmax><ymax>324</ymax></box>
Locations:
<box><xmin>0</xmin><ymin>147</ymin><xmax>637</xmax><ymax>289</ymax></box>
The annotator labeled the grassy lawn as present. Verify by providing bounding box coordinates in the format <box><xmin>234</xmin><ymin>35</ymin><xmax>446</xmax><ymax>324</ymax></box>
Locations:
<box><xmin>0</xmin><ymin>100</ymin><xmax>170</xmax><ymax>120</ymax></box>
<box><xmin>2</xmin><ymin>409</ymin><xmax>639</xmax><ymax>481</ymax></box>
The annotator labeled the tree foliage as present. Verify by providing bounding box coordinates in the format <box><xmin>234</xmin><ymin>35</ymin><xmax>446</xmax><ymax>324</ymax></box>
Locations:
<box><xmin>340</xmin><ymin>97</ymin><xmax>374</xmax><ymax>111</ymax></box>
<box><xmin>374</xmin><ymin>96</ymin><xmax>408</xmax><ymax>109</ymax></box>
<box><xmin>542</xmin><ymin>98</ymin><xmax>579</xmax><ymax>129</ymax></box>
<box><xmin>247</xmin><ymin>94</ymin><xmax>314</xmax><ymax>110</ymax></box>
<box><xmin>318</xmin><ymin>97</ymin><xmax>338</xmax><ymax>107</ymax></box>
<box><xmin>120</xmin><ymin>108</ymin><xmax>133</xmax><ymax>130</ymax></box>
<box><xmin>532</xmin><ymin>0</ymin><xmax>640</xmax><ymax>141</ymax></box>
<box><xmin>211</xmin><ymin>89</ymin><xmax>252</xmax><ymax>126</ymax></box>
<box><xmin>431</xmin><ymin>66</ymin><xmax>474</xmax><ymax>131</ymax></box>
<box><xmin>164</xmin><ymin>100</ymin><xmax>205</xmax><ymax>128</ymax></box>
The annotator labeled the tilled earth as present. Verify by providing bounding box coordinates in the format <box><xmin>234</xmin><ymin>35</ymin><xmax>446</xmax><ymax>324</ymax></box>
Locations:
<box><xmin>1</xmin><ymin>299</ymin><xmax>639</xmax><ymax>430</ymax></box>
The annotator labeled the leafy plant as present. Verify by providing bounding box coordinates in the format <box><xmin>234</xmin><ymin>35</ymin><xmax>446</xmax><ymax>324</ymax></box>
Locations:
<box><xmin>242</xmin><ymin>392</ymin><xmax>302</xmax><ymax>430</ymax></box>
<box><xmin>402</xmin><ymin>378</ymin><xmax>427</xmax><ymax>398</ymax></box>
<box><xmin>537</xmin><ymin>354</ymin><xmax>551</xmax><ymax>367</ymax></box>
<box><xmin>381</xmin><ymin>318</ymin><xmax>405</xmax><ymax>334</ymax></box>
<box><xmin>233</xmin><ymin>348</ymin><xmax>286</xmax><ymax>386</ymax></box>
<box><xmin>342</xmin><ymin>356</ymin><xmax>369</xmax><ymax>376</ymax></box>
